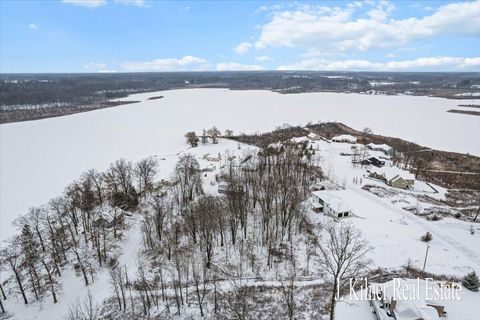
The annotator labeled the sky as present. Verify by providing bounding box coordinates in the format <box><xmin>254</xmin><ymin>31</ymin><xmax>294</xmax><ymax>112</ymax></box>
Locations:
<box><xmin>0</xmin><ymin>0</ymin><xmax>479</xmax><ymax>73</ymax></box>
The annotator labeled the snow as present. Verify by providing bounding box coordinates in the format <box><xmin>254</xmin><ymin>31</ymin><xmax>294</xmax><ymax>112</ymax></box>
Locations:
<box><xmin>370</xmin><ymin>165</ymin><xmax>415</xmax><ymax>181</ymax></box>
<box><xmin>337</xmin><ymin>279</ymin><xmax>480</xmax><ymax>320</ymax></box>
<box><xmin>332</xmin><ymin>134</ymin><xmax>357</xmax><ymax>143</ymax></box>
<box><xmin>312</xmin><ymin>190</ymin><xmax>352</xmax><ymax>214</ymax></box>
<box><xmin>366</xmin><ymin>143</ymin><xmax>392</xmax><ymax>153</ymax></box>
<box><xmin>1</xmin><ymin>89</ymin><xmax>479</xmax><ymax>243</ymax></box>
<box><xmin>3</xmin><ymin>214</ymin><xmax>144</xmax><ymax>320</ymax></box>
<box><xmin>308</xmin><ymin>138</ymin><xmax>480</xmax><ymax>276</ymax></box>
<box><xmin>454</xmin><ymin>92</ymin><xmax>480</xmax><ymax>97</ymax></box>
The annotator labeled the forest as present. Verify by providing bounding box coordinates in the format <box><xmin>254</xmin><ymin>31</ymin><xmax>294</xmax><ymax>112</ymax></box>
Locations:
<box><xmin>1</xmin><ymin>71</ymin><xmax>479</xmax><ymax>123</ymax></box>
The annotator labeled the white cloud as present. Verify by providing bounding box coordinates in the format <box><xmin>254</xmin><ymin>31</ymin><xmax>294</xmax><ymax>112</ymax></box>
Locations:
<box><xmin>63</xmin><ymin>0</ymin><xmax>146</xmax><ymax>8</ymax></box>
<box><xmin>28</xmin><ymin>24</ymin><xmax>39</xmax><ymax>30</ymax></box>
<box><xmin>113</xmin><ymin>0</ymin><xmax>145</xmax><ymax>7</ymax></box>
<box><xmin>255</xmin><ymin>1</ymin><xmax>480</xmax><ymax>52</ymax></box>
<box><xmin>384</xmin><ymin>53</ymin><xmax>396</xmax><ymax>58</ymax></box>
<box><xmin>216</xmin><ymin>62</ymin><xmax>265</xmax><ymax>71</ymax></box>
<box><xmin>122</xmin><ymin>56</ymin><xmax>208</xmax><ymax>71</ymax></box>
<box><xmin>234</xmin><ymin>42</ymin><xmax>252</xmax><ymax>55</ymax></box>
<box><xmin>255</xmin><ymin>56</ymin><xmax>272</xmax><ymax>62</ymax></box>
<box><xmin>276</xmin><ymin>56</ymin><xmax>480</xmax><ymax>71</ymax></box>
<box><xmin>62</xmin><ymin>0</ymin><xmax>107</xmax><ymax>8</ymax></box>
<box><xmin>97</xmin><ymin>69</ymin><xmax>117</xmax><ymax>73</ymax></box>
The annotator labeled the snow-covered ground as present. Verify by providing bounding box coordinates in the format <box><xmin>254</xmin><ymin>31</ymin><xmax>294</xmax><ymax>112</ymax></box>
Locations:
<box><xmin>312</xmin><ymin>140</ymin><xmax>480</xmax><ymax>276</ymax></box>
<box><xmin>337</xmin><ymin>279</ymin><xmax>480</xmax><ymax>320</ymax></box>
<box><xmin>1</xmin><ymin>133</ymin><xmax>478</xmax><ymax>319</ymax></box>
<box><xmin>1</xmin><ymin>89</ymin><xmax>480</xmax><ymax>243</ymax></box>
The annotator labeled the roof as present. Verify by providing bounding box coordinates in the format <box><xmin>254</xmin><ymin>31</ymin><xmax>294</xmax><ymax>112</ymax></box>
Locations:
<box><xmin>307</xmin><ymin>132</ymin><xmax>319</xmax><ymax>139</ymax></box>
<box><xmin>332</xmin><ymin>134</ymin><xmax>357</xmax><ymax>142</ymax></box>
<box><xmin>370</xmin><ymin>279</ymin><xmax>441</xmax><ymax>320</ymax></box>
<box><xmin>370</xmin><ymin>166</ymin><xmax>415</xmax><ymax>181</ymax></box>
<box><xmin>291</xmin><ymin>136</ymin><xmax>311</xmax><ymax>144</ymax></box>
<box><xmin>312</xmin><ymin>190</ymin><xmax>351</xmax><ymax>213</ymax></box>
<box><xmin>367</xmin><ymin>143</ymin><xmax>392</xmax><ymax>151</ymax></box>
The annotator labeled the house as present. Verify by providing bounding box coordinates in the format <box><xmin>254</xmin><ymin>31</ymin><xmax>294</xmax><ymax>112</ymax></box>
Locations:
<box><xmin>367</xmin><ymin>157</ymin><xmax>385</xmax><ymax>167</ymax></box>
<box><xmin>92</xmin><ymin>213</ymin><xmax>124</xmax><ymax>229</ymax></box>
<box><xmin>367</xmin><ymin>143</ymin><xmax>393</xmax><ymax>155</ymax></box>
<box><xmin>201</xmin><ymin>164</ymin><xmax>216</xmax><ymax>172</ymax></box>
<box><xmin>368</xmin><ymin>279</ymin><xmax>446</xmax><ymax>320</ymax></box>
<box><xmin>311</xmin><ymin>191</ymin><xmax>352</xmax><ymax>218</ymax></box>
<box><xmin>351</xmin><ymin>144</ymin><xmax>366</xmax><ymax>151</ymax></box>
<box><xmin>203</xmin><ymin>153</ymin><xmax>221</xmax><ymax>162</ymax></box>
<box><xmin>307</xmin><ymin>132</ymin><xmax>321</xmax><ymax>140</ymax></box>
<box><xmin>369</xmin><ymin>166</ymin><xmax>415</xmax><ymax>189</ymax></box>
<box><xmin>332</xmin><ymin>134</ymin><xmax>357</xmax><ymax>144</ymax></box>
<box><xmin>361</xmin><ymin>157</ymin><xmax>385</xmax><ymax>167</ymax></box>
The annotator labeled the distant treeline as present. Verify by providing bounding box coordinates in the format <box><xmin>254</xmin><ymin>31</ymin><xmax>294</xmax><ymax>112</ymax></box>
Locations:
<box><xmin>1</xmin><ymin>71</ymin><xmax>479</xmax><ymax>123</ymax></box>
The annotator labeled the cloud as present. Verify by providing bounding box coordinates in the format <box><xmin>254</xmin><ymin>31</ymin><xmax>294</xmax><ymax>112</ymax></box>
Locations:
<box><xmin>63</xmin><ymin>0</ymin><xmax>146</xmax><ymax>8</ymax></box>
<box><xmin>216</xmin><ymin>62</ymin><xmax>265</xmax><ymax>71</ymax></box>
<box><xmin>255</xmin><ymin>1</ymin><xmax>480</xmax><ymax>52</ymax></box>
<box><xmin>62</xmin><ymin>0</ymin><xmax>107</xmax><ymax>8</ymax></box>
<box><xmin>122</xmin><ymin>56</ymin><xmax>208</xmax><ymax>71</ymax></box>
<box><xmin>255</xmin><ymin>56</ymin><xmax>272</xmax><ymax>62</ymax></box>
<box><xmin>276</xmin><ymin>56</ymin><xmax>480</xmax><ymax>71</ymax></box>
<box><xmin>113</xmin><ymin>0</ymin><xmax>146</xmax><ymax>7</ymax></box>
<box><xmin>28</xmin><ymin>24</ymin><xmax>39</xmax><ymax>30</ymax></box>
<box><xmin>234</xmin><ymin>42</ymin><xmax>252</xmax><ymax>55</ymax></box>
<box><xmin>384</xmin><ymin>53</ymin><xmax>396</xmax><ymax>58</ymax></box>
<box><xmin>97</xmin><ymin>69</ymin><xmax>117</xmax><ymax>73</ymax></box>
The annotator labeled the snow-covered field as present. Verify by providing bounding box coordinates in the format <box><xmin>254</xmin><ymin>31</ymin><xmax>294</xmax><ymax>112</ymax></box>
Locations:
<box><xmin>1</xmin><ymin>89</ymin><xmax>479</xmax><ymax>243</ymax></box>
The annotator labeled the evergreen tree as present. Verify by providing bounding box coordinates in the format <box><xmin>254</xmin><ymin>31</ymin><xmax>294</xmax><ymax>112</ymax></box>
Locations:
<box><xmin>462</xmin><ymin>271</ymin><xmax>480</xmax><ymax>292</ymax></box>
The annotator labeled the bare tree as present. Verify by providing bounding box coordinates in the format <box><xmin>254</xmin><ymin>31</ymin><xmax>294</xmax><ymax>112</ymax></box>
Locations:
<box><xmin>278</xmin><ymin>276</ymin><xmax>295</xmax><ymax>320</ymax></box>
<box><xmin>134</xmin><ymin>157</ymin><xmax>158</xmax><ymax>195</ymax></box>
<box><xmin>207</xmin><ymin>126</ymin><xmax>221</xmax><ymax>144</ymax></box>
<box><xmin>1</xmin><ymin>240</ymin><xmax>28</xmax><ymax>305</ymax></box>
<box><xmin>191</xmin><ymin>254</ymin><xmax>209</xmax><ymax>317</ymax></box>
<box><xmin>185</xmin><ymin>131</ymin><xmax>199</xmax><ymax>147</ymax></box>
<box><xmin>317</xmin><ymin>224</ymin><xmax>370</xmax><ymax>320</ymax></box>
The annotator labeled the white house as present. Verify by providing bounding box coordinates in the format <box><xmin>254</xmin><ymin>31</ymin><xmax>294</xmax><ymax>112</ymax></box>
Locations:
<box><xmin>332</xmin><ymin>134</ymin><xmax>357</xmax><ymax>144</ymax></box>
<box><xmin>312</xmin><ymin>191</ymin><xmax>352</xmax><ymax>218</ymax></box>
<box><xmin>367</xmin><ymin>143</ymin><xmax>393</xmax><ymax>155</ymax></box>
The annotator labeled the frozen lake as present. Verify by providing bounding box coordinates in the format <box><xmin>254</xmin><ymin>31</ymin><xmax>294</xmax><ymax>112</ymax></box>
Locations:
<box><xmin>1</xmin><ymin>89</ymin><xmax>479</xmax><ymax>241</ymax></box>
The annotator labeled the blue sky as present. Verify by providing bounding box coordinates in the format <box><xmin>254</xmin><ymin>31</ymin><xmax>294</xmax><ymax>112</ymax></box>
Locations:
<box><xmin>1</xmin><ymin>0</ymin><xmax>479</xmax><ymax>73</ymax></box>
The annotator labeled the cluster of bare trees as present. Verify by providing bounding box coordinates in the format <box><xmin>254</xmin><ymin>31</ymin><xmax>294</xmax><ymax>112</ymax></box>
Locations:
<box><xmin>185</xmin><ymin>126</ymin><xmax>233</xmax><ymax>147</ymax></box>
<box><xmin>130</xmin><ymin>144</ymin><xmax>334</xmax><ymax>318</ymax></box>
<box><xmin>0</xmin><ymin>156</ymin><xmax>158</xmax><ymax>314</ymax></box>
<box><xmin>0</xmin><ymin>140</ymin><xmax>371</xmax><ymax>319</ymax></box>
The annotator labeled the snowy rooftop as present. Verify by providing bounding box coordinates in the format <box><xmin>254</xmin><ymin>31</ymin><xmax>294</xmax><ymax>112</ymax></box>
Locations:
<box><xmin>371</xmin><ymin>165</ymin><xmax>415</xmax><ymax>181</ymax></box>
<box><xmin>367</xmin><ymin>143</ymin><xmax>392</xmax><ymax>151</ymax></box>
<box><xmin>371</xmin><ymin>279</ymin><xmax>444</xmax><ymax>320</ymax></box>
<box><xmin>332</xmin><ymin>134</ymin><xmax>357</xmax><ymax>142</ymax></box>
<box><xmin>312</xmin><ymin>190</ymin><xmax>352</xmax><ymax>213</ymax></box>
<box><xmin>291</xmin><ymin>136</ymin><xmax>311</xmax><ymax>143</ymax></box>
